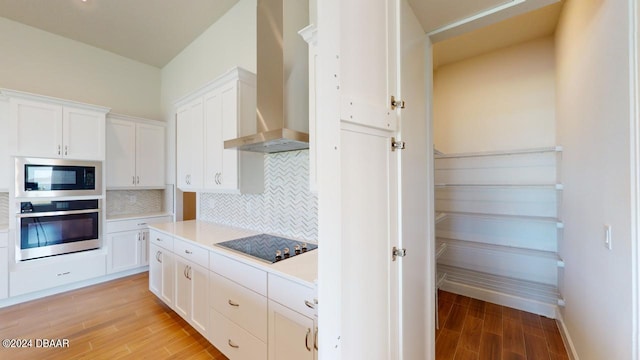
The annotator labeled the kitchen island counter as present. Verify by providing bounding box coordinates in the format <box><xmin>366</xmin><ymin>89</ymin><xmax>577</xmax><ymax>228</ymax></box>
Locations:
<box><xmin>149</xmin><ymin>220</ymin><xmax>318</xmax><ymax>287</ymax></box>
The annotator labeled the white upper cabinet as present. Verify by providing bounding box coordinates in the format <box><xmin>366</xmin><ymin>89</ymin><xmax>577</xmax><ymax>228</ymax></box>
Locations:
<box><xmin>176</xmin><ymin>97</ymin><xmax>204</xmax><ymax>190</ymax></box>
<box><xmin>176</xmin><ymin>67</ymin><xmax>263</xmax><ymax>193</ymax></box>
<box><xmin>340</xmin><ymin>0</ymin><xmax>398</xmax><ymax>132</ymax></box>
<box><xmin>106</xmin><ymin>115</ymin><xmax>165</xmax><ymax>189</ymax></box>
<box><xmin>4</xmin><ymin>91</ymin><xmax>109</xmax><ymax>161</ymax></box>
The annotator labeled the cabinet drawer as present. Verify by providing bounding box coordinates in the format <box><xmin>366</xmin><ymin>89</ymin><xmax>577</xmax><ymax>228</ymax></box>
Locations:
<box><xmin>268</xmin><ymin>274</ymin><xmax>316</xmax><ymax>318</ymax></box>
<box><xmin>107</xmin><ymin>216</ymin><xmax>172</xmax><ymax>233</ymax></box>
<box><xmin>210</xmin><ymin>309</ymin><xmax>266</xmax><ymax>360</ymax></box>
<box><xmin>174</xmin><ymin>238</ymin><xmax>209</xmax><ymax>268</ymax></box>
<box><xmin>210</xmin><ymin>272</ymin><xmax>267</xmax><ymax>341</ymax></box>
<box><xmin>210</xmin><ymin>252</ymin><xmax>267</xmax><ymax>296</ymax></box>
<box><xmin>149</xmin><ymin>229</ymin><xmax>173</xmax><ymax>251</ymax></box>
<box><xmin>0</xmin><ymin>232</ymin><xmax>7</xmax><ymax>248</ymax></box>
<box><xmin>10</xmin><ymin>253</ymin><xmax>106</xmax><ymax>297</ymax></box>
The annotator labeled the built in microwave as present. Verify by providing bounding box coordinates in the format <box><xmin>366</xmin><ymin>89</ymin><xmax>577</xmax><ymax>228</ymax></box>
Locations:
<box><xmin>15</xmin><ymin>157</ymin><xmax>102</xmax><ymax>198</ymax></box>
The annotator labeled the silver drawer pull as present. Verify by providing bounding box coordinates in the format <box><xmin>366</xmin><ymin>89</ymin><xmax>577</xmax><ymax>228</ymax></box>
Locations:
<box><xmin>184</xmin><ymin>250</ymin><xmax>193</xmax><ymax>254</ymax></box>
<box><xmin>228</xmin><ymin>339</ymin><xmax>239</xmax><ymax>349</ymax></box>
<box><xmin>57</xmin><ymin>271</ymin><xmax>70</xmax><ymax>277</ymax></box>
<box><xmin>156</xmin><ymin>238</ymin><xmax>162</xmax><ymax>242</ymax></box>
<box><xmin>228</xmin><ymin>300</ymin><xmax>240</xmax><ymax>307</ymax></box>
<box><xmin>305</xmin><ymin>300</ymin><xmax>315</xmax><ymax>309</ymax></box>
<box><xmin>137</xmin><ymin>223</ymin><xmax>147</xmax><ymax>226</ymax></box>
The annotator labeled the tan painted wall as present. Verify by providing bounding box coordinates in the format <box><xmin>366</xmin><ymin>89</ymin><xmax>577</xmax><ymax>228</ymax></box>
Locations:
<box><xmin>0</xmin><ymin>17</ymin><xmax>162</xmax><ymax>120</ymax></box>
<box><xmin>433</xmin><ymin>36</ymin><xmax>556</xmax><ymax>153</ymax></box>
<box><xmin>555</xmin><ymin>0</ymin><xmax>634</xmax><ymax>359</ymax></box>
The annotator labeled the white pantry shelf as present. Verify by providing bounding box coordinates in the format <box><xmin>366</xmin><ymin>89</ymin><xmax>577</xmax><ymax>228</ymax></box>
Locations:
<box><xmin>434</xmin><ymin>146</ymin><xmax>563</xmax><ymax>159</ymax></box>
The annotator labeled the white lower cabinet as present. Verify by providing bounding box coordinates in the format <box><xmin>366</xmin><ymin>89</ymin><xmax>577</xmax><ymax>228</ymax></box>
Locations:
<box><xmin>149</xmin><ymin>243</ymin><xmax>174</xmax><ymax>307</ymax></box>
<box><xmin>106</xmin><ymin>230</ymin><xmax>148</xmax><ymax>273</ymax></box>
<box><xmin>268</xmin><ymin>274</ymin><xmax>318</xmax><ymax>360</ymax></box>
<box><xmin>175</xmin><ymin>254</ymin><xmax>209</xmax><ymax>335</ymax></box>
<box><xmin>106</xmin><ymin>216</ymin><xmax>172</xmax><ymax>274</ymax></box>
<box><xmin>210</xmin><ymin>309</ymin><xmax>267</xmax><ymax>360</ymax></box>
<box><xmin>0</xmin><ymin>232</ymin><xmax>8</xmax><ymax>300</ymax></box>
<box><xmin>268</xmin><ymin>300</ymin><xmax>316</xmax><ymax>360</ymax></box>
<box><xmin>10</xmin><ymin>252</ymin><xmax>106</xmax><ymax>297</ymax></box>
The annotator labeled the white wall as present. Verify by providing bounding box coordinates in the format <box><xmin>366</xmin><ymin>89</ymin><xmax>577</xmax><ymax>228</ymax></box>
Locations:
<box><xmin>0</xmin><ymin>17</ymin><xmax>162</xmax><ymax>120</ymax></box>
<box><xmin>160</xmin><ymin>0</ymin><xmax>256</xmax><ymax>114</ymax></box>
<box><xmin>556</xmin><ymin>0</ymin><xmax>634</xmax><ymax>359</ymax></box>
<box><xmin>433</xmin><ymin>36</ymin><xmax>556</xmax><ymax>153</ymax></box>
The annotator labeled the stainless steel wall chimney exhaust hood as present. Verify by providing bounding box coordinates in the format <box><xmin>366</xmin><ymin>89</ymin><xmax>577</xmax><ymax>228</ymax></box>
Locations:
<box><xmin>224</xmin><ymin>0</ymin><xmax>310</xmax><ymax>153</ymax></box>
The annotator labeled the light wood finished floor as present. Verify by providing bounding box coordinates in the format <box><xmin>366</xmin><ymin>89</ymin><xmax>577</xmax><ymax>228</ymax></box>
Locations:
<box><xmin>436</xmin><ymin>290</ymin><xmax>569</xmax><ymax>360</ymax></box>
<box><xmin>0</xmin><ymin>272</ymin><xmax>229</xmax><ymax>360</ymax></box>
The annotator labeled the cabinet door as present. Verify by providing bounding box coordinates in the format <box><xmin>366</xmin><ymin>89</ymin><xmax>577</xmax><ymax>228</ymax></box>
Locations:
<box><xmin>219</xmin><ymin>82</ymin><xmax>240</xmax><ymax>190</ymax></box>
<box><xmin>203</xmin><ymin>88</ymin><xmax>224</xmax><ymax>189</ymax></box>
<box><xmin>106</xmin><ymin>118</ymin><xmax>136</xmax><ymax>188</ymax></box>
<box><xmin>107</xmin><ymin>230</ymin><xmax>142</xmax><ymax>274</ymax></box>
<box><xmin>149</xmin><ymin>243</ymin><xmax>162</xmax><ymax>297</ymax></box>
<box><xmin>340</xmin><ymin>0</ymin><xmax>397</xmax><ymax>131</ymax></box>
<box><xmin>0</xmin><ymin>100</ymin><xmax>9</xmax><ymax>191</ymax></box>
<box><xmin>190</xmin><ymin>262</ymin><xmax>209</xmax><ymax>335</ymax></box>
<box><xmin>0</xmin><ymin>246</ymin><xmax>7</xmax><ymax>300</ymax></box>
<box><xmin>268</xmin><ymin>300</ymin><xmax>315</xmax><ymax>360</ymax></box>
<box><xmin>160</xmin><ymin>249</ymin><xmax>174</xmax><ymax>306</ymax></box>
<box><xmin>204</xmin><ymin>82</ymin><xmax>243</xmax><ymax>191</ymax></box>
<box><xmin>140</xmin><ymin>230</ymin><xmax>149</xmax><ymax>266</ymax></box>
<box><xmin>136</xmin><ymin>123</ymin><xmax>165</xmax><ymax>187</ymax></box>
<box><xmin>176</xmin><ymin>98</ymin><xmax>204</xmax><ymax>190</ymax></box>
<box><xmin>174</xmin><ymin>257</ymin><xmax>191</xmax><ymax>319</ymax></box>
<box><xmin>12</xmin><ymin>98</ymin><xmax>63</xmax><ymax>158</ymax></box>
<box><xmin>63</xmin><ymin>106</ymin><xmax>105</xmax><ymax>160</ymax></box>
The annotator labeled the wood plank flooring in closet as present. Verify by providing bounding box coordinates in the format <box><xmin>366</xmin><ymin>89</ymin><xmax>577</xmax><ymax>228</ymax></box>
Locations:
<box><xmin>0</xmin><ymin>272</ymin><xmax>229</xmax><ymax>360</ymax></box>
<box><xmin>436</xmin><ymin>290</ymin><xmax>569</xmax><ymax>360</ymax></box>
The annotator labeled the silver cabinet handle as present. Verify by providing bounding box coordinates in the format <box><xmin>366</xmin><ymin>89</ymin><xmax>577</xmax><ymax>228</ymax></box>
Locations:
<box><xmin>156</xmin><ymin>237</ymin><xmax>162</xmax><ymax>242</ymax></box>
<box><xmin>156</xmin><ymin>251</ymin><xmax>162</xmax><ymax>263</ymax></box>
<box><xmin>305</xmin><ymin>300</ymin><xmax>315</xmax><ymax>309</ymax></box>
<box><xmin>184</xmin><ymin>249</ymin><xmax>192</xmax><ymax>255</ymax></box>
<box><xmin>228</xmin><ymin>339</ymin><xmax>239</xmax><ymax>349</ymax></box>
<box><xmin>187</xmin><ymin>266</ymin><xmax>192</xmax><ymax>280</ymax></box>
<box><xmin>305</xmin><ymin>328</ymin><xmax>312</xmax><ymax>351</ymax></box>
<box><xmin>314</xmin><ymin>327</ymin><xmax>318</xmax><ymax>350</ymax></box>
<box><xmin>136</xmin><ymin>176</ymin><xmax>140</xmax><ymax>184</ymax></box>
<box><xmin>133</xmin><ymin>176</ymin><xmax>136</xmax><ymax>185</ymax></box>
<box><xmin>218</xmin><ymin>173</ymin><xmax>223</xmax><ymax>184</ymax></box>
<box><xmin>183</xmin><ymin>265</ymin><xmax>189</xmax><ymax>279</ymax></box>
<box><xmin>137</xmin><ymin>223</ymin><xmax>147</xmax><ymax>226</ymax></box>
<box><xmin>228</xmin><ymin>300</ymin><xmax>240</xmax><ymax>307</ymax></box>
<box><xmin>137</xmin><ymin>233</ymin><xmax>141</xmax><ymax>241</ymax></box>
<box><xmin>57</xmin><ymin>271</ymin><xmax>70</xmax><ymax>277</ymax></box>
<box><xmin>57</xmin><ymin>145</ymin><xmax>61</xmax><ymax>155</ymax></box>
<box><xmin>64</xmin><ymin>145</ymin><xmax>68</xmax><ymax>156</ymax></box>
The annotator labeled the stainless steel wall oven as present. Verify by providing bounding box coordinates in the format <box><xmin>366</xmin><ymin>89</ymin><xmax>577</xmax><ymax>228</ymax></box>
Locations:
<box><xmin>17</xmin><ymin>199</ymin><xmax>101</xmax><ymax>261</ymax></box>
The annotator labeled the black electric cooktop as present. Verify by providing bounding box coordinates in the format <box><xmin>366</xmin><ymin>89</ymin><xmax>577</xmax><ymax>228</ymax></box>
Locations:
<box><xmin>215</xmin><ymin>234</ymin><xmax>317</xmax><ymax>264</ymax></box>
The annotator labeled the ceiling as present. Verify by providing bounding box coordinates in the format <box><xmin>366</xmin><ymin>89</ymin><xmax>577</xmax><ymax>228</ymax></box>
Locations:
<box><xmin>0</xmin><ymin>0</ymin><xmax>563</xmax><ymax>70</ymax></box>
<box><xmin>433</xmin><ymin>1</ymin><xmax>564</xmax><ymax>68</ymax></box>
<box><xmin>0</xmin><ymin>0</ymin><xmax>239</xmax><ymax>68</ymax></box>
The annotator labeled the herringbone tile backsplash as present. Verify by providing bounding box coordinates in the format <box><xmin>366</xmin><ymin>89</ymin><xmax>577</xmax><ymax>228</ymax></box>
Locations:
<box><xmin>106</xmin><ymin>190</ymin><xmax>165</xmax><ymax>218</ymax></box>
<box><xmin>0</xmin><ymin>192</ymin><xmax>7</xmax><ymax>227</ymax></box>
<box><xmin>200</xmin><ymin>150</ymin><xmax>318</xmax><ymax>241</ymax></box>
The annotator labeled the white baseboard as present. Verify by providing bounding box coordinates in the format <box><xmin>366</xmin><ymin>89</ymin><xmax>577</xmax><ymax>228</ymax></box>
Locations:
<box><xmin>0</xmin><ymin>266</ymin><xmax>148</xmax><ymax>309</ymax></box>
<box><xmin>555</xmin><ymin>309</ymin><xmax>579</xmax><ymax>360</ymax></box>
<box><xmin>440</xmin><ymin>278</ymin><xmax>557</xmax><ymax>318</ymax></box>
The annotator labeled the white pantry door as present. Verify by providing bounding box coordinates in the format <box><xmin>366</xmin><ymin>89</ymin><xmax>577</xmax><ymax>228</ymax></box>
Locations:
<box><xmin>338</xmin><ymin>0</ymin><xmax>400</xmax><ymax>359</ymax></box>
<box><xmin>397</xmin><ymin>1</ymin><xmax>435</xmax><ymax>359</ymax></box>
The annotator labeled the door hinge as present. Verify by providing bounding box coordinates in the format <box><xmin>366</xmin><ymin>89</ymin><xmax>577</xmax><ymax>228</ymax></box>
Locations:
<box><xmin>392</xmin><ymin>246</ymin><xmax>406</xmax><ymax>261</ymax></box>
<box><xmin>390</xmin><ymin>95</ymin><xmax>405</xmax><ymax>110</ymax></box>
<box><xmin>391</xmin><ymin>137</ymin><xmax>405</xmax><ymax>151</ymax></box>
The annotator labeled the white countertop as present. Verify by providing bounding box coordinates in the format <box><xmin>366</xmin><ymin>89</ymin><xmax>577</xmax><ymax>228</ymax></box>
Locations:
<box><xmin>150</xmin><ymin>220</ymin><xmax>318</xmax><ymax>287</ymax></box>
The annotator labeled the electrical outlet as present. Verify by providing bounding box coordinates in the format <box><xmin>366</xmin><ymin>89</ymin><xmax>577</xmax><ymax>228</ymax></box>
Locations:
<box><xmin>604</xmin><ymin>225</ymin><xmax>612</xmax><ymax>250</ymax></box>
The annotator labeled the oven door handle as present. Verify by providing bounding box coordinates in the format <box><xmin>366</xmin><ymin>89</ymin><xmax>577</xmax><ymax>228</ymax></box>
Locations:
<box><xmin>17</xmin><ymin>209</ymin><xmax>100</xmax><ymax>218</ymax></box>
